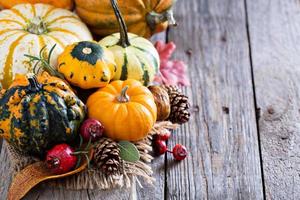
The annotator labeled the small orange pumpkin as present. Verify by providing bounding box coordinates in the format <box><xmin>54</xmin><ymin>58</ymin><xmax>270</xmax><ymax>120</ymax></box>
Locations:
<box><xmin>86</xmin><ymin>79</ymin><xmax>157</xmax><ymax>141</ymax></box>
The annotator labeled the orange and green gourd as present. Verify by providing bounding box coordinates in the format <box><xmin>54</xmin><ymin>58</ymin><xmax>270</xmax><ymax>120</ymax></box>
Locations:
<box><xmin>86</xmin><ymin>79</ymin><xmax>157</xmax><ymax>141</ymax></box>
<box><xmin>75</xmin><ymin>0</ymin><xmax>176</xmax><ymax>38</ymax></box>
<box><xmin>57</xmin><ymin>41</ymin><xmax>116</xmax><ymax>89</ymax></box>
<box><xmin>99</xmin><ymin>0</ymin><xmax>160</xmax><ymax>86</ymax></box>
<box><xmin>0</xmin><ymin>72</ymin><xmax>86</xmax><ymax>156</ymax></box>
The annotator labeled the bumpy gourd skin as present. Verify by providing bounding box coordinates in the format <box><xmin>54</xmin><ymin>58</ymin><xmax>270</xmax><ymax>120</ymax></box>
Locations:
<box><xmin>58</xmin><ymin>41</ymin><xmax>116</xmax><ymax>89</ymax></box>
<box><xmin>0</xmin><ymin>73</ymin><xmax>86</xmax><ymax>156</ymax></box>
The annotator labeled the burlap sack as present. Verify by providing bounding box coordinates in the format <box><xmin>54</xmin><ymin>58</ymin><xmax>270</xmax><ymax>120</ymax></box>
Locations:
<box><xmin>4</xmin><ymin>121</ymin><xmax>178</xmax><ymax>190</ymax></box>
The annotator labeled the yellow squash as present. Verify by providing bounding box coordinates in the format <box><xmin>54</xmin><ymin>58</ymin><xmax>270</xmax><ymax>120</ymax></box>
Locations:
<box><xmin>57</xmin><ymin>41</ymin><xmax>116</xmax><ymax>89</ymax></box>
<box><xmin>86</xmin><ymin>79</ymin><xmax>157</xmax><ymax>141</ymax></box>
<box><xmin>0</xmin><ymin>3</ymin><xmax>92</xmax><ymax>89</ymax></box>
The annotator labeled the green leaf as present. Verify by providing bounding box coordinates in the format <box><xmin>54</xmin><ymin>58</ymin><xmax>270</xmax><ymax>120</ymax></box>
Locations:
<box><xmin>118</xmin><ymin>141</ymin><xmax>140</xmax><ymax>162</ymax></box>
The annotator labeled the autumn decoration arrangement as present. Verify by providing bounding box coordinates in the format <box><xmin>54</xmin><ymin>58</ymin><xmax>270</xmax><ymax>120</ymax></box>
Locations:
<box><xmin>0</xmin><ymin>0</ymin><xmax>190</xmax><ymax>199</ymax></box>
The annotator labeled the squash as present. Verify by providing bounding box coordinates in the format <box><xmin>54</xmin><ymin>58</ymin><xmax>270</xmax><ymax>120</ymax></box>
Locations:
<box><xmin>0</xmin><ymin>3</ymin><xmax>92</xmax><ymax>89</ymax></box>
<box><xmin>148</xmin><ymin>85</ymin><xmax>170</xmax><ymax>121</ymax></box>
<box><xmin>86</xmin><ymin>79</ymin><xmax>157</xmax><ymax>141</ymax></box>
<box><xmin>0</xmin><ymin>72</ymin><xmax>86</xmax><ymax>156</ymax></box>
<box><xmin>0</xmin><ymin>0</ymin><xmax>73</xmax><ymax>10</ymax></box>
<box><xmin>57</xmin><ymin>41</ymin><xmax>116</xmax><ymax>89</ymax></box>
<box><xmin>99</xmin><ymin>0</ymin><xmax>160</xmax><ymax>86</ymax></box>
<box><xmin>75</xmin><ymin>0</ymin><xmax>176</xmax><ymax>38</ymax></box>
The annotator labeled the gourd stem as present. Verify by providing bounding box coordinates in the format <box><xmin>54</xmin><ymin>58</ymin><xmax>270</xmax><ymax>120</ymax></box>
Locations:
<box><xmin>110</xmin><ymin>0</ymin><xmax>130</xmax><ymax>48</ymax></box>
<box><xmin>27</xmin><ymin>74</ymin><xmax>42</xmax><ymax>92</ymax></box>
<box><xmin>146</xmin><ymin>9</ymin><xmax>177</xmax><ymax>30</ymax></box>
<box><xmin>117</xmin><ymin>86</ymin><xmax>130</xmax><ymax>103</ymax></box>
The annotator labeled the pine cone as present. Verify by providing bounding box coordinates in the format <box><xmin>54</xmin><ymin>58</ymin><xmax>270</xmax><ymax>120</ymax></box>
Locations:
<box><xmin>163</xmin><ymin>85</ymin><xmax>190</xmax><ymax>124</ymax></box>
<box><xmin>162</xmin><ymin>85</ymin><xmax>181</xmax><ymax>94</ymax></box>
<box><xmin>93</xmin><ymin>138</ymin><xmax>122</xmax><ymax>174</ymax></box>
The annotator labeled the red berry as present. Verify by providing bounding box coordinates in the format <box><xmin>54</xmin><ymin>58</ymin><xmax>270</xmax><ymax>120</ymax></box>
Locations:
<box><xmin>80</xmin><ymin>119</ymin><xmax>104</xmax><ymax>142</ymax></box>
<box><xmin>172</xmin><ymin>144</ymin><xmax>187</xmax><ymax>161</ymax></box>
<box><xmin>158</xmin><ymin>129</ymin><xmax>171</xmax><ymax>141</ymax></box>
<box><xmin>46</xmin><ymin>144</ymin><xmax>77</xmax><ymax>174</ymax></box>
<box><xmin>154</xmin><ymin>140</ymin><xmax>168</xmax><ymax>155</ymax></box>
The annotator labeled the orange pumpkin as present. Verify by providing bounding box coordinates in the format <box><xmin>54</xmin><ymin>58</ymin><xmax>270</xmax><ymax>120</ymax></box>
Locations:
<box><xmin>75</xmin><ymin>0</ymin><xmax>176</xmax><ymax>38</ymax></box>
<box><xmin>0</xmin><ymin>0</ymin><xmax>73</xmax><ymax>10</ymax></box>
<box><xmin>86</xmin><ymin>79</ymin><xmax>157</xmax><ymax>141</ymax></box>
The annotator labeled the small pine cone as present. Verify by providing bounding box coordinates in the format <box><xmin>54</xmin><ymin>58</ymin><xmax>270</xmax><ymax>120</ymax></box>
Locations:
<box><xmin>162</xmin><ymin>85</ymin><xmax>181</xmax><ymax>94</ymax></box>
<box><xmin>167</xmin><ymin>88</ymin><xmax>190</xmax><ymax>124</ymax></box>
<box><xmin>93</xmin><ymin>138</ymin><xmax>122</xmax><ymax>174</ymax></box>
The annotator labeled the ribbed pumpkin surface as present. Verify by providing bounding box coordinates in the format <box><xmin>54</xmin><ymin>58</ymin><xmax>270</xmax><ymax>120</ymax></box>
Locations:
<box><xmin>87</xmin><ymin>79</ymin><xmax>157</xmax><ymax>141</ymax></box>
<box><xmin>0</xmin><ymin>3</ymin><xmax>92</xmax><ymax>88</ymax></box>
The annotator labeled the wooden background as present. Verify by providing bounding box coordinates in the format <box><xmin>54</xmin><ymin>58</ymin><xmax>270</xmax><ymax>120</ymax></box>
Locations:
<box><xmin>1</xmin><ymin>0</ymin><xmax>300</xmax><ymax>199</ymax></box>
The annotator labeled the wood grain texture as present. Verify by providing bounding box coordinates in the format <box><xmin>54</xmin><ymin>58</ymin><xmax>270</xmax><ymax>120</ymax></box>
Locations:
<box><xmin>0</xmin><ymin>138</ymin><xmax>2</xmax><ymax>153</ymax></box>
<box><xmin>246</xmin><ymin>0</ymin><xmax>300</xmax><ymax>199</ymax></box>
<box><xmin>166</xmin><ymin>0</ymin><xmax>264</xmax><ymax>199</ymax></box>
<box><xmin>0</xmin><ymin>142</ymin><xmax>13</xmax><ymax>199</ymax></box>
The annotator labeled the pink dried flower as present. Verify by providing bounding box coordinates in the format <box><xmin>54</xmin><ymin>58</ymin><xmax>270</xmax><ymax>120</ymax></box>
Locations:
<box><xmin>154</xmin><ymin>41</ymin><xmax>190</xmax><ymax>86</ymax></box>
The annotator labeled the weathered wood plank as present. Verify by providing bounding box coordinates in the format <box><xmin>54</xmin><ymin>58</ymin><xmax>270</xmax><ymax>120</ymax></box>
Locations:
<box><xmin>0</xmin><ymin>138</ymin><xmax>2</xmax><ymax>153</ymax></box>
<box><xmin>166</xmin><ymin>0</ymin><xmax>264</xmax><ymax>199</ymax></box>
<box><xmin>246</xmin><ymin>0</ymin><xmax>300</xmax><ymax>199</ymax></box>
<box><xmin>0</xmin><ymin>142</ymin><xmax>13</xmax><ymax>199</ymax></box>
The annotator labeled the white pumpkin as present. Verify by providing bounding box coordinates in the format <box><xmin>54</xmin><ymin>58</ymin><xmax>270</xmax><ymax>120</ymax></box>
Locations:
<box><xmin>0</xmin><ymin>3</ymin><xmax>93</xmax><ymax>88</ymax></box>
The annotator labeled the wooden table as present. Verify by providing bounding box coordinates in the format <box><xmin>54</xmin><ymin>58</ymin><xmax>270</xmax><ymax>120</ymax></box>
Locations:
<box><xmin>1</xmin><ymin>0</ymin><xmax>300</xmax><ymax>199</ymax></box>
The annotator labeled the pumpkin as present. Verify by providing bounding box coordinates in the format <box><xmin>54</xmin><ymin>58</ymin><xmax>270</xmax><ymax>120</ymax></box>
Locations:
<box><xmin>0</xmin><ymin>3</ymin><xmax>92</xmax><ymax>89</ymax></box>
<box><xmin>57</xmin><ymin>41</ymin><xmax>116</xmax><ymax>89</ymax></box>
<box><xmin>99</xmin><ymin>0</ymin><xmax>160</xmax><ymax>86</ymax></box>
<box><xmin>86</xmin><ymin>79</ymin><xmax>157</xmax><ymax>141</ymax></box>
<box><xmin>148</xmin><ymin>85</ymin><xmax>170</xmax><ymax>121</ymax></box>
<box><xmin>75</xmin><ymin>0</ymin><xmax>175</xmax><ymax>38</ymax></box>
<box><xmin>0</xmin><ymin>0</ymin><xmax>73</xmax><ymax>10</ymax></box>
<box><xmin>0</xmin><ymin>72</ymin><xmax>86</xmax><ymax>156</ymax></box>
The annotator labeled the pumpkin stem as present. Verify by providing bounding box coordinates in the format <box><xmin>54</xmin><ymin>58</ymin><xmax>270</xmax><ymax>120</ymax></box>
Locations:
<box><xmin>110</xmin><ymin>0</ymin><xmax>130</xmax><ymax>48</ymax></box>
<box><xmin>117</xmin><ymin>85</ymin><xmax>130</xmax><ymax>103</ymax></box>
<box><xmin>146</xmin><ymin>9</ymin><xmax>177</xmax><ymax>31</ymax></box>
<box><xmin>27</xmin><ymin>74</ymin><xmax>42</xmax><ymax>92</ymax></box>
<box><xmin>26</xmin><ymin>17</ymin><xmax>48</xmax><ymax>35</ymax></box>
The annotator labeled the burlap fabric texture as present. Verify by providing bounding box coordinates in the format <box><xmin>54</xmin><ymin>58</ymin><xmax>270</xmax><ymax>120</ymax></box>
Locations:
<box><xmin>4</xmin><ymin>121</ymin><xmax>178</xmax><ymax>190</ymax></box>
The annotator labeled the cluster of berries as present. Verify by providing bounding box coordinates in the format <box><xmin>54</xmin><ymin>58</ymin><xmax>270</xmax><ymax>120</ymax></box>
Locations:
<box><xmin>153</xmin><ymin>129</ymin><xmax>187</xmax><ymax>161</ymax></box>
